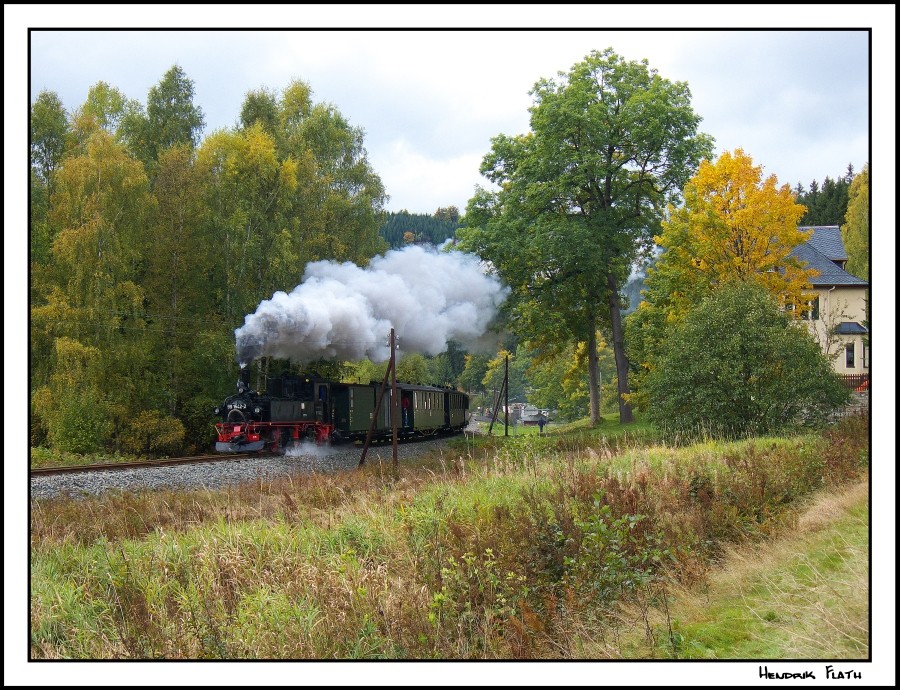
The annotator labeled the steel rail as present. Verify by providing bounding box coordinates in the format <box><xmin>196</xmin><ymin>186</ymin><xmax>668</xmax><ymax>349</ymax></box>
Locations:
<box><xmin>30</xmin><ymin>453</ymin><xmax>266</xmax><ymax>477</ymax></box>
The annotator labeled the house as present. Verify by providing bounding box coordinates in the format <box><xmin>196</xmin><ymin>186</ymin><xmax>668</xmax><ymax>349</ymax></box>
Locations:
<box><xmin>790</xmin><ymin>226</ymin><xmax>869</xmax><ymax>377</ymax></box>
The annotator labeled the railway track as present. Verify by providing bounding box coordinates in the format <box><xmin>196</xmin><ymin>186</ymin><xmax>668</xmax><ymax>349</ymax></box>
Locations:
<box><xmin>30</xmin><ymin>435</ymin><xmax>473</xmax><ymax>500</ymax></box>
<box><xmin>30</xmin><ymin>453</ymin><xmax>266</xmax><ymax>477</ymax></box>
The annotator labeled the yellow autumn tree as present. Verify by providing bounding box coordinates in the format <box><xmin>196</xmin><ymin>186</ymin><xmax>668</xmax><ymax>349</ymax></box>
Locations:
<box><xmin>654</xmin><ymin>148</ymin><xmax>816</xmax><ymax>318</ymax></box>
<box><xmin>624</xmin><ymin>149</ymin><xmax>818</xmax><ymax>409</ymax></box>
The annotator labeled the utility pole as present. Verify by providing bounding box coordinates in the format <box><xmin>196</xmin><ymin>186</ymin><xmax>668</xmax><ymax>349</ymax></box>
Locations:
<box><xmin>504</xmin><ymin>353</ymin><xmax>509</xmax><ymax>437</ymax></box>
<box><xmin>390</xmin><ymin>328</ymin><xmax>399</xmax><ymax>472</ymax></box>
<box><xmin>359</xmin><ymin>328</ymin><xmax>399</xmax><ymax>468</ymax></box>
<box><xmin>487</xmin><ymin>355</ymin><xmax>509</xmax><ymax>437</ymax></box>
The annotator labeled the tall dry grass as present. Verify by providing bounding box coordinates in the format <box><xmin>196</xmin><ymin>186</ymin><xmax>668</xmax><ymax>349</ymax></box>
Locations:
<box><xmin>30</xmin><ymin>413</ymin><xmax>869</xmax><ymax>659</ymax></box>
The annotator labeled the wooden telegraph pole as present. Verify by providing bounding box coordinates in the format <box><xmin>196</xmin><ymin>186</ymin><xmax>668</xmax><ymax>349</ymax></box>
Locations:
<box><xmin>487</xmin><ymin>353</ymin><xmax>509</xmax><ymax>436</ymax></box>
<box><xmin>359</xmin><ymin>328</ymin><xmax>400</xmax><ymax>468</ymax></box>
<box><xmin>504</xmin><ymin>353</ymin><xmax>509</xmax><ymax>437</ymax></box>
<box><xmin>390</xmin><ymin>328</ymin><xmax>399</xmax><ymax>472</ymax></box>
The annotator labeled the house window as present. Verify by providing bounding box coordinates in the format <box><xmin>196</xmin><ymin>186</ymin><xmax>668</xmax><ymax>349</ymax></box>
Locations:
<box><xmin>845</xmin><ymin>343</ymin><xmax>855</xmax><ymax>369</ymax></box>
<box><xmin>863</xmin><ymin>343</ymin><xmax>869</xmax><ymax>369</ymax></box>
<box><xmin>808</xmin><ymin>296</ymin><xmax>820</xmax><ymax>321</ymax></box>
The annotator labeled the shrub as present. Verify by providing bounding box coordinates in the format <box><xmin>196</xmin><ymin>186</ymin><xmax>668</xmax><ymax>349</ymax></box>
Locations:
<box><xmin>645</xmin><ymin>282</ymin><xmax>850</xmax><ymax>438</ymax></box>
<box><xmin>119</xmin><ymin>410</ymin><xmax>186</xmax><ymax>456</ymax></box>
<box><xmin>46</xmin><ymin>390</ymin><xmax>114</xmax><ymax>454</ymax></box>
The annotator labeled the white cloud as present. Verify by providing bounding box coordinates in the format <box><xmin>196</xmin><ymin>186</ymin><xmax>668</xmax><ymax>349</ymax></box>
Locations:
<box><xmin>373</xmin><ymin>138</ymin><xmax>486</xmax><ymax>213</ymax></box>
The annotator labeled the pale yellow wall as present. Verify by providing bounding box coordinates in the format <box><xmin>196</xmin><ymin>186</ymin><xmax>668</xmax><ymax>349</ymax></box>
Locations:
<box><xmin>801</xmin><ymin>285</ymin><xmax>869</xmax><ymax>375</ymax></box>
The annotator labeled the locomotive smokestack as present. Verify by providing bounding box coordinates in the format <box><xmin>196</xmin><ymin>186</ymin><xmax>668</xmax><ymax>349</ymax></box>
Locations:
<box><xmin>234</xmin><ymin>245</ymin><xmax>508</xmax><ymax>365</ymax></box>
<box><xmin>237</xmin><ymin>365</ymin><xmax>251</xmax><ymax>393</ymax></box>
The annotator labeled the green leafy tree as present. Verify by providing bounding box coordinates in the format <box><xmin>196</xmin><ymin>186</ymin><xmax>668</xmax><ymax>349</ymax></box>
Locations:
<box><xmin>239</xmin><ymin>87</ymin><xmax>280</xmax><ymax>135</ymax></box>
<box><xmin>459</xmin><ymin>353</ymin><xmax>490</xmax><ymax>395</ymax></box>
<box><xmin>144</xmin><ymin>144</ymin><xmax>223</xmax><ymax>418</ymax></box>
<box><xmin>31</xmin><ymin>129</ymin><xmax>158</xmax><ymax>442</ymax></box>
<box><xmin>124</xmin><ymin>65</ymin><xmax>205</xmax><ymax>168</ymax></box>
<box><xmin>30</xmin><ymin>90</ymin><xmax>68</xmax><ymax>187</ymax></box>
<box><xmin>426</xmin><ymin>340</ymin><xmax>467</xmax><ymax>387</ymax></box>
<box><xmin>527</xmin><ymin>340</ymin><xmax>618</xmax><ymax>420</ymax></box>
<box><xmin>31</xmin><ymin>90</ymin><xmax>69</xmax><ymax>265</ymax></box>
<box><xmin>344</xmin><ymin>358</ymin><xmax>385</xmax><ymax>385</ymax></box>
<box><xmin>459</xmin><ymin>48</ymin><xmax>713</xmax><ymax>425</ymax></box>
<box><xmin>841</xmin><ymin>163</ymin><xmax>869</xmax><ymax>282</ymax></box>
<box><xmin>481</xmin><ymin>347</ymin><xmax>529</xmax><ymax>403</ymax></box>
<box><xmin>396</xmin><ymin>353</ymin><xmax>430</xmax><ymax>384</ymax></box>
<box><xmin>78</xmin><ymin>81</ymin><xmax>142</xmax><ymax>137</ymax></box>
<box><xmin>196</xmin><ymin>124</ymin><xmax>291</xmax><ymax>323</ymax></box>
<box><xmin>291</xmin><ymin>98</ymin><xmax>388</xmax><ymax>261</ymax></box>
<box><xmin>147</xmin><ymin>65</ymin><xmax>205</xmax><ymax>150</ymax></box>
<box><xmin>644</xmin><ymin>282</ymin><xmax>850</xmax><ymax>437</ymax></box>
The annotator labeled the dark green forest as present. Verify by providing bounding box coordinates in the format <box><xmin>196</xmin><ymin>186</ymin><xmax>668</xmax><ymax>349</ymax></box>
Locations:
<box><xmin>793</xmin><ymin>164</ymin><xmax>855</xmax><ymax>226</ymax></box>
<box><xmin>379</xmin><ymin>208</ymin><xmax>461</xmax><ymax>248</ymax></box>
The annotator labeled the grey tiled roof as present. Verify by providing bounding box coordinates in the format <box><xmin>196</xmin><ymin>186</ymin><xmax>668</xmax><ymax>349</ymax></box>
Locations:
<box><xmin>800</xmin><ymin>226</ymin><xmax>848</xmax><ymax>261</ymax></box>
<box><xmin>790</xmin><ymin>228</ymin><xmax>868</xmax><ymax>287</ymax></box>
<box><xmin>791</xmin><ymin>243</ymin><xmax>868</xmax><ymax>286</ymax></box>
<box><xmin>835</xmin><ymin>322</ymin><xmax>868</xmax><ymax>335</ymax></box>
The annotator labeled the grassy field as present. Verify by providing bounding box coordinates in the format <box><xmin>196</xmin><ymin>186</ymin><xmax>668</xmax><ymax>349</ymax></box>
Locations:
<box><xmin>29</xmin><ymin>413</ymin><xmax>869</xmax><ymax>659</ymax></box>
<box><xmin>596</xmin><ymin>479</ymin><xmax>869</xmax><ymax>659</ymax></box>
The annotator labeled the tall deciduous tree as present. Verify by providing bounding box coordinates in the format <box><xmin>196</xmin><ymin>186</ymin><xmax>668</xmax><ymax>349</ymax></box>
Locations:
<box><xmin>626</xmin><ymin>149</ymin><xmax>815</xmax><ymax>405</ymax></box>
<box><xmin>145</xmin><ymin>144</ymin><xmax>218</xmax><ymax>417</ymax></box>
<box><xmin>459</xmin><ymin>48</ymin><xmax>713</xmax><ymax>424</ymax></box>
<box><xmin>653</xmin><ymin>149</ymin><xmax>813</xmax><ymax>317</ymax></box>
<box><xmin>527</xmin><ymin>338</ymin><xmax>618</xmax><ymax>420</ymax></box>
<box><xmin>125</xmin><ymin>65</ymin><xmax>205</xmax><ymax>168</ymax></box>
<box><xmin>78</xmin><ymin>81</ymin><xmax>142</xmax><ymax>137</ymax></box>
<box><xmin>841</xmin><ymin>163</ymin><xmax>869</xmax><ymax>282</ymax></box>
<box><xmin>239</xmin><ymin>87</ymin><xmax>280</xmax><ymax>136</ymax></box>
<box><xmin>30</xmin><ymin>90</ymin><xmax>68</xmax><ymax>187</ymax></box>
<box><xmin>31</xmin><ymin>129</ymin><xmax>157</xmax><ymax>440</ymax></box>
<box><xmin>31</xmin><ymin>90</ymin><xmax>69</xmax><ymax>265</ymax></box>
<box><xmin>147</xmin><ymin>65</ymin><xmax>205</xmax><ymax>150</ymax></box>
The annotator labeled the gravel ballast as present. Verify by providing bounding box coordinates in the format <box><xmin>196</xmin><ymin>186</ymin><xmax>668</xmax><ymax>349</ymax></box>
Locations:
<box><xmin>31</xmin><ymin>434</ymin><xmax>475</xmax><ymax>501</ymax></box>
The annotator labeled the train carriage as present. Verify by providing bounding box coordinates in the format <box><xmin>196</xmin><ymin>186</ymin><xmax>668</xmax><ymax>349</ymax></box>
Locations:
<box><xmin>214</xmin><ymin>372</ymin><xmax>469</xmax><ymax>453</ymax></box>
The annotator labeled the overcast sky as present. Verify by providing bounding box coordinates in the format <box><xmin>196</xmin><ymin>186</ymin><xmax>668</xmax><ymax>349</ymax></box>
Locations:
<box><xmin>18</xmin><ymin>12</ymin><xmax>888</xmax><ymax>215</ymax></box>
<box><xmin>6</xmin><ymin>5</ymin><xmax>897</xmax><ymax>686</ymax></box>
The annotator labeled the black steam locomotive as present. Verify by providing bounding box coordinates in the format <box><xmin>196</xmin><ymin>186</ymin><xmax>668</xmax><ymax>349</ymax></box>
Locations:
<box><xmin>214</xmin><ymin>370</ymin><xmax>470</xmax><ymax>453</ymax></box>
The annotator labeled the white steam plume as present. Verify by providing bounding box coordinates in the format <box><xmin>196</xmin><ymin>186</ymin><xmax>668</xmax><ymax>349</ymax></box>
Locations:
<box><xmin>234</xmin><ymin>245</ymin><xmax>508</xmax><ymax>366</ymax></box>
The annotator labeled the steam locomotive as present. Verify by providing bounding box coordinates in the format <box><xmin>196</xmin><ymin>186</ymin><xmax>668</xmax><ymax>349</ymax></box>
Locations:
<box><xmin>214</xmin><ymin>370</ymin><xmax>470</xmax><ymax>453</ymax></box>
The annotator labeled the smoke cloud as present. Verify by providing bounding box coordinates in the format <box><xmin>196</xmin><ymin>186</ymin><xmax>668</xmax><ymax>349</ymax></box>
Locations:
<box><xmin>234</xmin><ymin>245</ymin><xmax>508</xmax><ymax>366</ymax></box>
